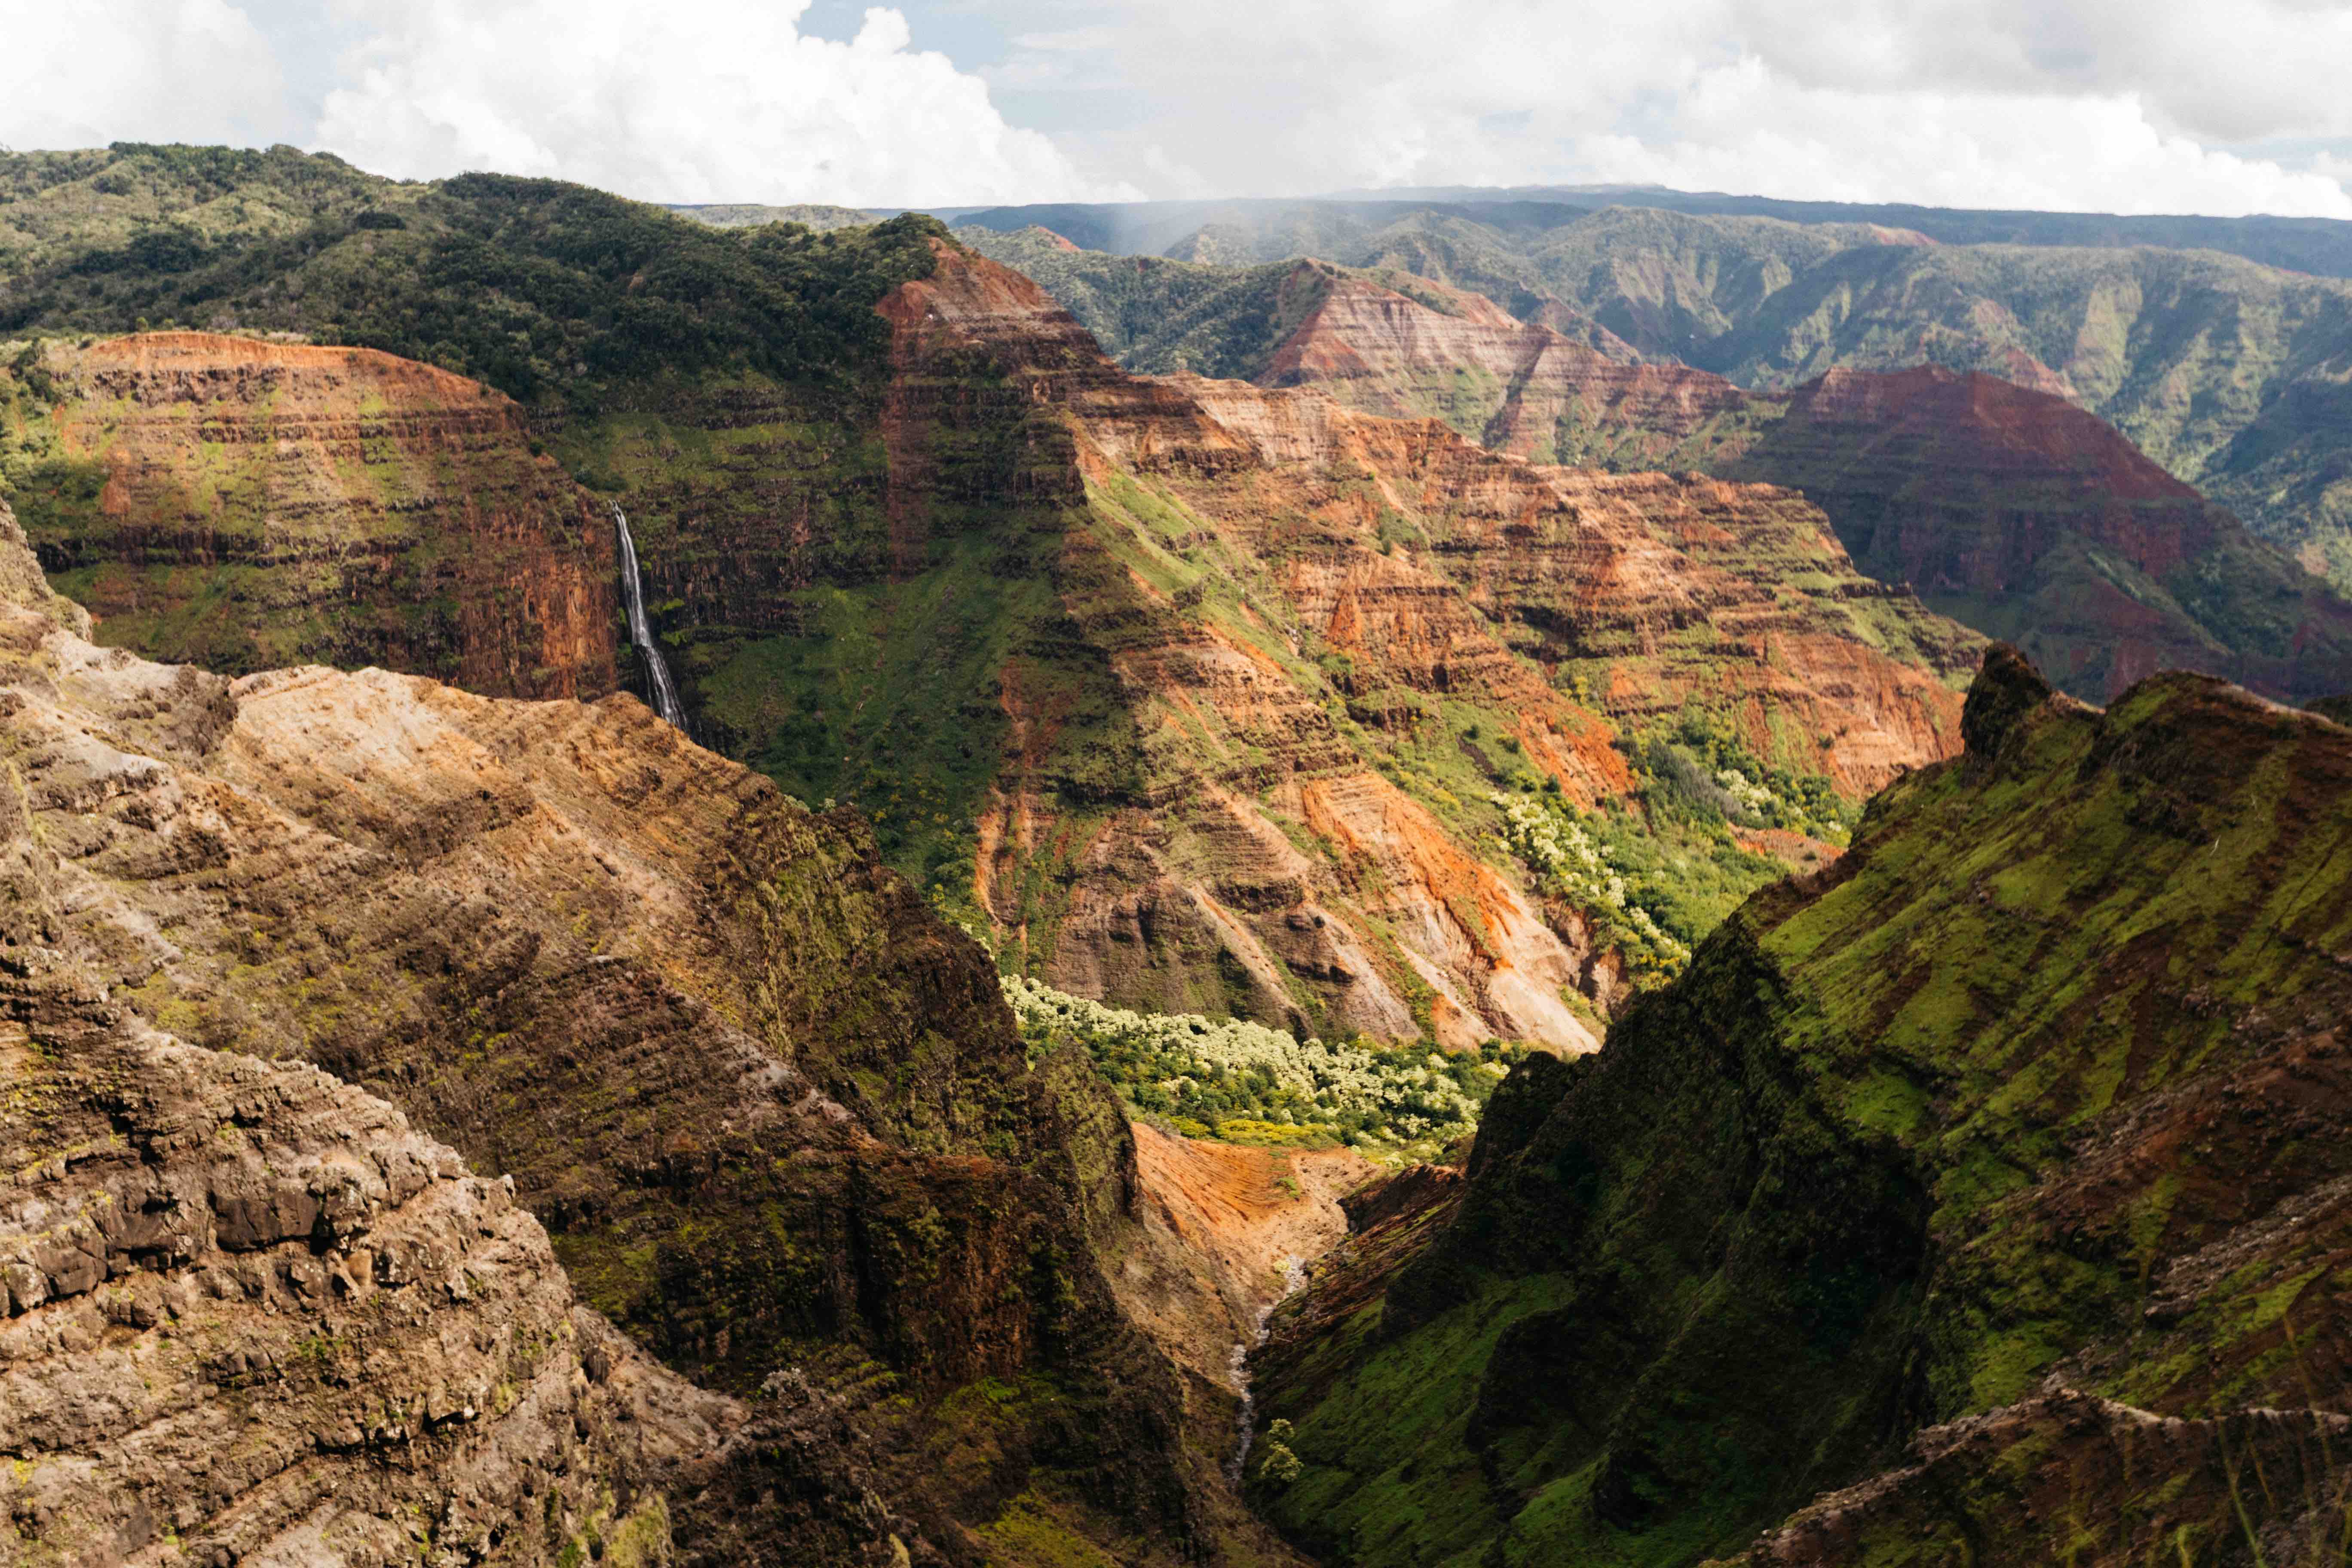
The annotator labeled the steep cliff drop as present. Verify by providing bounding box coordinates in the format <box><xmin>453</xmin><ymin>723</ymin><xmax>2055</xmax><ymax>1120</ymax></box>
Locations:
<box><xmin>0</xmin><ymin>493</ymin><xmax>1292</xmax><ymax>1565</ymax></box>
<box><xmin>1245</xmin><ymin>644</ymin><xmax>2352</xmax><ymax>1567</ymax></box>
<box><xmin>612</xmin><ymin>501</ymin><xmax>688</xmax><ymax>730</ymax></box>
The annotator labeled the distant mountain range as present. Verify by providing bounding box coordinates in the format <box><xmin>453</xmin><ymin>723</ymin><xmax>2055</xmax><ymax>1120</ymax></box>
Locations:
<box><xmin>936</xmin><ymin>191</ymin><xmax>2352</xmax><ymax>596</ymax></box>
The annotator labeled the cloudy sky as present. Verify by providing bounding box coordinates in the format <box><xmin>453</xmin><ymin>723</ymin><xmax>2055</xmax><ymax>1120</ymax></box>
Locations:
<box><xmin>4</xmin><ymin>0</ymin><xmax>2349</xmax><ymax>215</ymax></box>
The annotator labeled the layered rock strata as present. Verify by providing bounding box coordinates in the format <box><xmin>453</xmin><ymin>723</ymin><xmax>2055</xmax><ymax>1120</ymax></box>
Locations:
<box><xmin>0</xmin><ymin>498</ymin><xmax>1262</xmax><ymax>1566</ymax></box>
<box><xmin>1712</xmin><ymin>364</ymin><xmax>2352</xmax><ymax>703</ymax></box>
<box><xmin>873</xmin><ymin>243</ymin><xmax>1973</xmax><ymax>1046</ymax></box>
<box><xmin>1246</xmin><ymin>645</ymin><xmax>2352</xmax><ymax>1565</ymax></box>
<box><xmin>1245</xmin><ymin>265</ymin><xmax>2352</xmax><ymax>705</ymax></box>
<box><xmin>8</xmin><ymin>334</ymin><xmax>618</xmax><ymax>698</ymax></box>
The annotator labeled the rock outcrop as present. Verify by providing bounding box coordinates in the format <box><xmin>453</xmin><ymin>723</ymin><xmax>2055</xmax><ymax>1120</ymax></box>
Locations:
<box><xmin>1242</xmin><ymin>263</ymin><xmax>2352</xmax><ymax>706</ymax></box>
<box><xmin>8</xmin><ymin>334</ymin><xmax>618</xmax><ymax>698</ymax></box>
<box><xmin>1244</xmin><ymin>644</ymin><xmax>2352</xmax><ymax>1566</ymax></box>
<box><xmin>1258</xmin><ymin>266</ymin><xmax>1752</xmax><ymax>469</ymax></box>
<box><xmin>0</xmin><ymin>498</ymin><xmax>1257</xmax><ymax>1565</ymax></box>
<box><xmin>0</xmin><ymin>1011</ymin><xmax>733</xmax><ymax>1567</ymax></box>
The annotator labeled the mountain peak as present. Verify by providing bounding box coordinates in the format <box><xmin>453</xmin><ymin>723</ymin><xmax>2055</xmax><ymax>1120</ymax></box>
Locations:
<box><xmin>1960</xmin><ymin>641</ymin><xmax>2056</xmax><ymax>757</ymax></box>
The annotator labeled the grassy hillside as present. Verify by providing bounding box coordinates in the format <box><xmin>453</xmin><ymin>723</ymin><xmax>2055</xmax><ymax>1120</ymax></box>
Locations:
<box><xmin>1247</xmin><ymin>646</ymin><xmax>2352</xmax><ymax>1565</ymax></box>
<box><xmin>0</xmin><ymin>143</ymin><xmax>941</xmax><ymax>403</ymax></box>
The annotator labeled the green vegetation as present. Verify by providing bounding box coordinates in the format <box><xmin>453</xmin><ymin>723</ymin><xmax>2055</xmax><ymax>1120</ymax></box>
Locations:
<box><xmin>1004</xmin><ymin>974</ymin><xmax>1525</xmax><ymax>1158</ymax></box>
<box><xmin>1492</xmin><ymin>710</ymin><xmax>1849</xmax><ymax>978</ymax></box>
<box><xmin>1249</xmin><ymin>652</ymin><xmax>2352</xmax><ymax>1566</ymax></box>
<box><xmin>955</xmin><ymin>231</ymin><xmax>1332</xmax><ymax>380</ymax></box>
<box><xmin>1</xmin><ymin>147</ymin><xmax>944</xmax><ymax>407</ymax></box>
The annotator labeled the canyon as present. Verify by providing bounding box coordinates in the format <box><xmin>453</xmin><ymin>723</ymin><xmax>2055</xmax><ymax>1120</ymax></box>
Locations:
<box><xmin>953</xmin><ymin>196</ymin><xmax>2352</xmax><ymax>596</ymax></box>
<box><xmin>4</xmin><ymin>144</ymin><xmax>2352</xmax><ymax>1568</ymax></box>
<box><xmin>1245</xmin><ymin>646</ymin><xmax>2352</xmax><ymax>1565</ymax></box>
<box><xmin>0</xmin><ymin>494</ymin><xmax>1316</xmax><ymax>1565</ymax></box>
<box><xmin>3</xmin><ymin>179</ymin><xmax>1984</xmax><ymax>1050</ymax></box>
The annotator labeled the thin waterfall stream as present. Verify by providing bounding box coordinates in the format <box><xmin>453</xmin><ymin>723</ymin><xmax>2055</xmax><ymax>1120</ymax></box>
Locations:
<box><xmin>1228</xmin><ymin>1253</ymin><xmax>1310</xmax><ymax>1485</ymax></box>
<box><xmin>611</xmin><ymin>502</ymin><xmax>687</xmax><ymax>730</ymax></box>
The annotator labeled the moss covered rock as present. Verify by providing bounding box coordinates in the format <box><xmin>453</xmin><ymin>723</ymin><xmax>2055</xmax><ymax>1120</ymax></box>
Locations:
<box><xmin>1249</xmin><ymin>644</ymin><xmax>2352</xmax><ymax>1566</ymax></box>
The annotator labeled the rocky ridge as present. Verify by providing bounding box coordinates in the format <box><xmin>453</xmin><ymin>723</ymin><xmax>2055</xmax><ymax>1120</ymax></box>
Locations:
<box><xmin>4</xmin><ymin>333</ymin><xmax>618</xmax><ymax>698</ymax></box>
<box><xmin>961</xmin><ymin>198</ymin><xmax>2352</xmax><ymax>593</ymax></box>
<box><xmin>1244</xmin><ymin>644</ymin><xmax>2352</xmax><ymax>1565</ymax></box>
<box><xmin>0</xmin><ymin>500</ymin><xmax>928</xmax><ymax>1566</ymax></box>
<box><xmin>0</xmin><ymin>497</ymin><xmax>1289</xmax><ymax>1565</ymax></box>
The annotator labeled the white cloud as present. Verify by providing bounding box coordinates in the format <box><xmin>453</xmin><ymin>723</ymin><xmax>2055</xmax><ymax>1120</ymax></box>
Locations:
<box><xmin>1582</xmin><ymin>64</ymin><xmax>2352</xmax><ymax>217</ymax></box>
<box><xmin>994</xmin><ymin>0</ymin><xmax>2352</xmax><ymax>216</ymax></box>
<box><xmin>2</xmin><ymin>0</ymin><xmax>2346</xmax><ymax>218</ymax></box>
<box><xmin>312</xmin><ymin>0</ymin><xmax>1131</xmax><ymax>204</ymax></box>
<box><xmin>0</xmin><ymin>0</ymin><xmax>294</xmax><ymax>151</ymax></box>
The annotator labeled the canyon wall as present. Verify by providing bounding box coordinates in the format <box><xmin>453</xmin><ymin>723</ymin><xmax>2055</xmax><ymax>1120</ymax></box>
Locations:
<box><xmin>858</xmin><ymin>243</ymin><xmax>1972</xmax><ymax>1048</ymax></box>
<box><xmin>0</xmin><ymin>497</ymin><xmax>1274</xmax><ymax>1566</ymax></box>
<box><xmin>1246</xmin><ymin>646</ymin><xmax>2352</xmax><ymax>1565</ymax></box>
<box><xmin>6</xmin><ymin>334</ymin><xmax>618</xmax><ymax>698</ymax></box>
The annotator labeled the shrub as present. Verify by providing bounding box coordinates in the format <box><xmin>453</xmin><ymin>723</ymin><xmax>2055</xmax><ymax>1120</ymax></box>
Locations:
<box><xmin>1001</xmin><ymin>975</ymin><xmax>1517</xmax><ymax>1149</ymax></box>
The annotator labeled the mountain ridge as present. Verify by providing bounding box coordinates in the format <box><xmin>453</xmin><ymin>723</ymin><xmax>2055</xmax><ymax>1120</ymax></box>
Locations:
<box><xmin>963</xmin><ymin>232</ymin><xmax>2352</xmax><ymax>707</ymax></box>
<box><xmin>1245</xmin><ymin>642</ymin><xmax>2352</xmax><ymax>1565</ymax></box>
<box><xmin>956</xmin><ymin>205</ymin><xmax>2352</xmax><ymax>593</ymax></box>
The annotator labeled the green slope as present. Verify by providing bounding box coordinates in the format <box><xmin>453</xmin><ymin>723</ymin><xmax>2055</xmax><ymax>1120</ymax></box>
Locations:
<box><xmin>1246</xmin><ymin>645</ymin><xmax>2352</xmax><ymax>1565</ymax></box>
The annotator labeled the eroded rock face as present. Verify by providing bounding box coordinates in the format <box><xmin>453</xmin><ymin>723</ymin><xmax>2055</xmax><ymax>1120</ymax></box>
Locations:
<box><xmin>876</xmin><ymin>242</ymin><xmax>1973</xmax><ymax>1047</ymax></box>
<box><xmin>0</xmin><ymin>1014</ymin><xmax>698</xmax><ymax>1568</ymax></box>
<box><xmin>12</xmin><ymin>334</ymin><xmax>618</xmax><ymax>699</ymax></box>
<box><xmin>1246</xmin><ymin>266</ymin><xmax>2352</xmax><ymax>707</ymax></box>
<box><xmin>1245</xmin><ymin>645</ymin><xmax>2352</xmax><ymax>1567</ymax></box>
<box><xmin>1714</xmin><ymin>364</ymin><xmax>2352</xmax><ymax>704</ymax></box>
<box><xmin>0</xmin><ymin>518</ymin><xmax>943</xmax><ymax>1565</ymax></box>
<box><xmin>0</xmin><ymin>502</ymin><xmax>1234</xmax><ymax>1565</ymax></box>
<box><xmin>1258</xmin><ymin>268</ymin><xmax>1749</xmax><ymax>469</ymax></box>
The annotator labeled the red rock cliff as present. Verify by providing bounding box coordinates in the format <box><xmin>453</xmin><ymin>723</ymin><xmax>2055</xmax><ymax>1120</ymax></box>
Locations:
<box><xmin>18</xmin><ymin>332</ymin><xmax>619</xmax><ymax>699</ymax></box>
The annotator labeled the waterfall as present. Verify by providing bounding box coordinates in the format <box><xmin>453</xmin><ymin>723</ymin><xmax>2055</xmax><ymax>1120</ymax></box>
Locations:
<box><xmin>611</xmin><ymin>502</ymin><xmax>686</xmax><ymax>731</ymax></box>
<box><xmin>1228</xmin><ymin>1253</ymin><xmax>1310</xmax><ymax>1485</ymax></box>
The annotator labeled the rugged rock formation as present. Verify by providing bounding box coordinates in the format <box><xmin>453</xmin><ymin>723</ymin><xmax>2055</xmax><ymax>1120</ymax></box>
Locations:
<box><xmin>0</xmin><ymin>501</ymin><xmax>944</xmax><ymax>1566</ymax></box>
<box><xmin>0</xmin><ymin>1013</ymin><xmax>738</xmax><ymax>1567</ymax></box>
<box><xmin>0</xmin><ymin>498</ymin><xmax>1269</xmax><ymax>1565</ymax></box>
<box><xmin>12</xmin><ymin>241</ymin><xmax>1979</xmax><ymax>1050</ymax></box>
<box><xmin>1245</xmin><ymin>644</ymin><xmax>2352</xmax><ymax>1566</ymax></box>
<box><xmin>1119</xmin><ymin>1125</ymin><xmax>1372</xmax><ymax>1393</ymax></box>
<box><xmin>1242</xmin><ymin>266</ymin><xmax>2352</xmax><ymax>706</ymax></box>
<box><xmin>859</xmin><ymin>242</ymin><xmax>1972</xmax><ymax>1046</ymax></box>
<box><xmin>961</xmin><ymin>195</ymin><xmax>2352</xmax><ymax>595</ymax></box>
<box><xmin>6</xmin><ymin>334</ymin><xmax>618</xmax><ymax>698</ymax></box>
